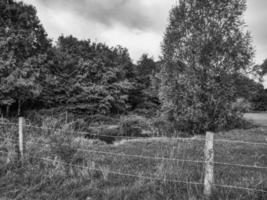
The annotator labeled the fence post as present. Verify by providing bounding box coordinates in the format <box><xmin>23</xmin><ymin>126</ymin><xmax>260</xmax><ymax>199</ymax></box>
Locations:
<box><xmin>18</xmin><ymin>117</ymin><xmax>24</xmax><ymax>160</ymax></box>
<box><xmin>204</xmin><ymin>131</ymin><xmax>214</xmax><ymax>198</ymax></box>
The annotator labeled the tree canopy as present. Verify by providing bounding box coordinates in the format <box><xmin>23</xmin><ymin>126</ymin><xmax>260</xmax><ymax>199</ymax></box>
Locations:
<box><xmin>160</xmin><ymin>0</ymin><xmax>254</xmax><ymax>134</ymax></box>
<box><xmin>0</xmin><ymin>0</ymin><xmax>265</xmax><ymax>125</ymax></box>
<box><xmin>38</xmin><ymin>35</ymin><xmax>136</xmax><ymax>115</ymax></box>
<box><xmin>0</xmin><ymin>0</ymin><xmax>51</xmax><ymax>115</ymax></box>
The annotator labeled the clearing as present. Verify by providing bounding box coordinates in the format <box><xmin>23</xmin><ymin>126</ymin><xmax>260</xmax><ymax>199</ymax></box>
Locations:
<box><xmin>244</xmin><ymin>112</ymin><xmax>267</xmax><ymax>127</ymax></box>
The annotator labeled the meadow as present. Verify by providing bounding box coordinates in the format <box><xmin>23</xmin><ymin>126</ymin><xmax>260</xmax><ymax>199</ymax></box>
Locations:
<box><xmin>0</xmin><ymin>113</ymin><xmax>266</xmax><ymax>200</ymax></box>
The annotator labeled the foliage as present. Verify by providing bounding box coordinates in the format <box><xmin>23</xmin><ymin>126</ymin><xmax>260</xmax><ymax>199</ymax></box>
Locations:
<box><xmin>233</xmin><ymin>74</ymin><xmax>267</xmax><ymax>111</ymax></box>
<box><xmin>130</xmin><ymin>54</ymin><xmax>160</xmax><ymax>112</ymax></box>
<box><xmin>160</xmin><ymin>0</ymin><xmax>254</xmax><ymax>134</ymax></box>
<box><xmin>254</xmin><ymin>59</ymin><xmax>267</xmax><ymax>77</ymax></box>
<box><xmin>0</xmin><ymin>0</ymin><xmax>51</xmax><ymax>115</ymax></box>
<box><xmin>119</xmin><ymin>115</ymin><xmax>151</xmax><ymax>137</ymax></box>
<box><xmin>39</xmin><ymin>35</ymin><xmax>136</xmax><ymax>115</ymax></box>
<box><xmin>231</xmin><ymin>98</ymin><xmax>251</xmax><ymax>112</ymax></box>
<box><xmin>135</xmin><ymin>54</ymin><xmax>157</xmax><ymax>88</ymax></box>
<box><xmin>251</xmin><ymin>59</ymin><xmax>267</xmax><ymax>110</ymax></box>
<box><xmin>151</xmin><ymin>116</ymin><xmax>179</xmax><ymax>137</ymax></box>
<box><xmin>49</xmin><ymin>129</ymin><xmax>79</xmax><ymax>176</ymax></box>
<box><xmin>234</xmin><ymin>74</ymin><xmax>263</xmax><ymax>100</ymax></box>
<box><xmin>0</xmin><ymin>0</ymin><xmax>140</xmax><ymax>116</ymax></box>
<box><xmin>1</xmin><ymin>125</ymin><xmax>266</xmax><ymax>199</ymax></box>
<box><xmin>251</xmin><ymin>89</ymin><xmax>267</xmax><ymax>111</ymax></box>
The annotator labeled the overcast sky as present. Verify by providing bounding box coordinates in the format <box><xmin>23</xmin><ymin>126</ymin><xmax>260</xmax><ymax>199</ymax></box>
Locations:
<box><xmin>22</xmin><ymin>0</ymin><xmax>267</xmax><ymax>85</ymax></box>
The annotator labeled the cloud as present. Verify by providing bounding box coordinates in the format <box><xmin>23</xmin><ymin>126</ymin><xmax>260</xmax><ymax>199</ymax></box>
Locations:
<box><xmin>26</xmin><ymin>0</ymin><xmax>171</xmax><ymax>32</ymax></box>
<box><xmin>100</xmin><ymin>25</ymin><xmax>163</xmax><ymax>60</ymax></box>
<box><xmin>22</xmin><ymin>0</ymin><xmax>267</xmax><ymax>66</ymax></box>
<box><xmin>245</xmin><ymin>0</ymin><xmax>267</xmax><ymax>64</ymax></box>
<box><xmin>22</xmin><ymin>0</ymin><xmax>173</xmax><ymax>61</ymax></box>
<box><xmin>21</xmin><ymin>0</ymin><xmax>267</xmax><ymax>87</ymax></box>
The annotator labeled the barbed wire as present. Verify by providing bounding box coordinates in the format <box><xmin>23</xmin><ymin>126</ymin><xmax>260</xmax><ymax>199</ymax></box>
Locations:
<box><xmin>0</xmin><ymin>150</ymin><xmax>266</xmax><ymax>193</ymax></box>
<box><xmin>1</xmin><ymin>135</ymin><xmax>267</xmax><ymax>170</ymax></box>
<box><xmin>0</xmin><ymin>150</ymin><xmax>204</xmax><ymax>186</ymax></box>
<box><xmin>0</xmin><ymin>122</ymin><xmax>18</xmax><ymax>126</ymax></box>
<box><xmin>24</xmin><ymin>124</ymin><xmax>152</xmax><ymax>140</ymax></box>
<box><xmin>1</xmin><ymin>122</ymin><xmax>205</xmax><ymax>141</ymax></box>
<box><xmin>214</xmin><ymin>138</ymin><xmax>267</xmax><ymax>146</ymax></box>
<box><xmin>1</xmin><ymin>122</ymin><xmax>267</xmax><ymax>146</ymax></box>
<box><xmin>20</xmin><ymin>155</ymin><xmax>267</xmax><ymax>193</ymax></box>
<box><xmin>23</xmin><ymin>124</ymin><xmax>267</xmax><ymax>146</ymax></box>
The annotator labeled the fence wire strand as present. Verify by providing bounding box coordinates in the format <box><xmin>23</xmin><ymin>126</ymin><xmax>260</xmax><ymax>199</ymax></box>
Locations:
<box><xmin>0</xmin><ymin>119</ymin><xmax>267</xmax><ymax>194</ymax></box>
<box><xmin>0</xmin><ymin>150</ymin><xmax>266</xmax><ymax>193</ymax></box>
<box><xmin>1</xmin><ymin>135</ymin><xmax>267</xmax><ymax>170</ymax></box>
<box><xmin>1</xmin><ymin>122</ymin><xmax>267</xmax><ymax>147</ymax></box>
<box><xmin>1</xmin><ymin>122</ymin><xmax>267</xmax><ymax>146</ymax></box>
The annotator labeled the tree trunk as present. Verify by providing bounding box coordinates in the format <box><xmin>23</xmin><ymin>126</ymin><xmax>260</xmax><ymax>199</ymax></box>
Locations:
<box><xmin>6</xmin><ymin>105</ymin><xmax>10</xmax><ymax>117</ymax></box>
<box><xmin>17</xmin><ymin>100</ymin><xmax>21</xmax><ymax>117</ymax></box>
<box><xmin>0</xmin><ymin>107</ymin><xmax>3</xmax><ymax>123</ymax></box>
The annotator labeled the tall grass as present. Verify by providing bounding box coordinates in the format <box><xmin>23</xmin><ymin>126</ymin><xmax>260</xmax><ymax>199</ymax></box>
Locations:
<box><xmin>0</xmin><ymin>114</ymin><xmax>266</xmax><ymax>199</ymax></box>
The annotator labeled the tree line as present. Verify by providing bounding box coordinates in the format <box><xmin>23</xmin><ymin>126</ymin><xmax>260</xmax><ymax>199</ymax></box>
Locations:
<box><xmin>0</xmin><ymin>0</ymin><xmax>266</xmax><ymax>134</ymax></box>
<box><xmin>0</xmin><ymin>0</ymin><xmax>159</xmax><ymax>117</ymax></box>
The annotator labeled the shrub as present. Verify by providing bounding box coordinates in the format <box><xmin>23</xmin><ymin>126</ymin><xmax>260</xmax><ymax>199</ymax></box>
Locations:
<box><xmin>49</xmin><ymin>128</ymin><xmax>78</xmax><ymax>176</ymax></box>
<box><xmin>231</xmin><ymin>98</ymin><xmax>252</xmax><ymax>113</ymax></box>
<box><xmin>150</xmin><ymin>115</ymin><xmax>183</xmax><ymax>137</ymax></box>
<box><xmin>119</xmin><ymin>115</ymin><xmax>150</xmax><ymax>137</ymax></box>
<box><xmin>84</xmin><ymin>114</ymin><xmax>120</xmax><ymax>126</ymax></box>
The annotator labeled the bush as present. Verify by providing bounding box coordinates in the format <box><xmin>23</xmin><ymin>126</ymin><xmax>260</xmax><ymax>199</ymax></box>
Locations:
<box><xmin>84</xmin><ymin>114</ymin><xmax>120</xmax><ymax>126</ymax></box>
<box><xmin>82</xmin><ymin>126</ymin><xmax>119</xmax><ymax>144</ymax></box>
<box><xmin>119</xmin><ymin>115</ymin><xmax>150</xmax><ymax>137</ymax></box>
<box><xmin>231</xmin><ymin>98</ymin><xmax>252</xmax><ymax>112</ymax></box>
<box><xmin>150</xmin><ymin>115</ymin><xmax>186</xmax><ymax>137</ymax></box>
<box><xmin>49</xmin><ymin>128</ymin><xmax>78</xmax><ymax>176</ymax></box>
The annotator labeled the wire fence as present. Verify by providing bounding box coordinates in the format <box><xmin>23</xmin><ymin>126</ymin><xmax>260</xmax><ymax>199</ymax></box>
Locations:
<box><xmin>0</xmin><ymin>120</ymin><xmax>266</xmax><ymax>196</ymax></box>
<box><xmin>1</xmin><ymin>134</ymin><xmax>267</xmax><ymax>170</ymax></box>
<box><xmin>0</xmin><ymin>149</ymin><xmax>266</xmax><ymax>194</ymax></box>
<box><xmin>1</xmin><ymin>122</ymin><xmax>267</xmax><ymax>146</ymax></box>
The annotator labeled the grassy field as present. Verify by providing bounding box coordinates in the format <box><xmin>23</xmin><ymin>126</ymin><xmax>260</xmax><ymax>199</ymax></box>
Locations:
<box><xmin>0</xmin><ymin>114</ymin><xmax>267</xmax><ymax>200</ymax></box>
<box><xmin>244</xmin><ymin>112</ymin><xmax>267</xmax><ymax>127</ymax></box>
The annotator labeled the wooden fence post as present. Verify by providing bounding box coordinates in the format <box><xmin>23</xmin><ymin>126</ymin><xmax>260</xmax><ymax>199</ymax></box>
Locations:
<box><xmin>204</xmin><ymin>131</ymin><xmax>214</xmax><ymax>198</ymax></box>
<box><xmin>18</xmin><ymin>117</ymin><xmax>24</xmax><ymax>160</ymax></box>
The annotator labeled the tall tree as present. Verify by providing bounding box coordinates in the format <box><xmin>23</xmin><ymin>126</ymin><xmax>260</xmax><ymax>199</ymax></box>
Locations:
<box><xmin>160</xmin><ymin>0</ymin><xmax>254</xmax><ymax>134</ymax></box>
<box><xmin>129</xmin><ymin>54</ymin><xmax>160</xmax><ymax>112</ymax></box>
<box><xmin>0</xmin><ymin>0</ymin><xmax>51</xmax><ymax>116</ymax></box>
<box><xmin>136</xmin><ymin>54</ymin><xmax>156</xmax><ymax>88</ymax></box>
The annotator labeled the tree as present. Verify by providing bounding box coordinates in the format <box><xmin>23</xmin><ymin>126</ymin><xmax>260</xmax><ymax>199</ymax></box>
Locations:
<box><xmin>254</xmin><ymin>59</ymin><xmax>267</xmax><ymax>78</ymax></box>
<box><xmin>160</xmin><ymin>0</ymin><xmax>254</xmax><ymax>134</ymax></box>
<box><xmin>136</xmin><ymin>54</ymin><xmax>156</xmax><ymax>87</ymax></box>
<box><xmin>0</xmin><ymin>0</ymin><xmax>51</xmax><ymax>116</ymax></box>
<box><xmin>234</xmin><ymin>74</ymin><xmax>263</xmax><ymax>101</ymax></box>
<box><xmin>39</xmin><ymin>35</ymin><xmax>136</xmax><ymax>115</ymax></box>
<box><xmin>129</xmin><ymin>54</ymin><xmax>160</xmax><ymax>112</ymax></box>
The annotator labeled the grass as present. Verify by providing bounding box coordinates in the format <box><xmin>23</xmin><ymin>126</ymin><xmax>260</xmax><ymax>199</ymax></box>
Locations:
<box><xmin>0</xmin><ymin>114</ymin><xmax>267</xmax><ymax>199</ymax></box>
<box><xmin>244</xmin><ymin>112</ymin><xmax>267</xmax><ymax>127</ymax></box>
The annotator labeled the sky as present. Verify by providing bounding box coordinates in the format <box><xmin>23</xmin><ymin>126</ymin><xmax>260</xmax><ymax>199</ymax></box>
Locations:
<box><xmin>22</xmin><ymin>0</ymin><xmax>267</xmax><ymax>86</ymax></box>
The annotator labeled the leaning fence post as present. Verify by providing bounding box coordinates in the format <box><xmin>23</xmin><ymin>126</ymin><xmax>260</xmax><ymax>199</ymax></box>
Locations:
<box><xmin>18</xmin><ymin>117</ymin><xmax>24</xmax><ymax>160</ymax></box>
<box><xmin>204</xmin><ymin>131</ymin><xmax>214</xmax><ymax>198</ymax></box>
